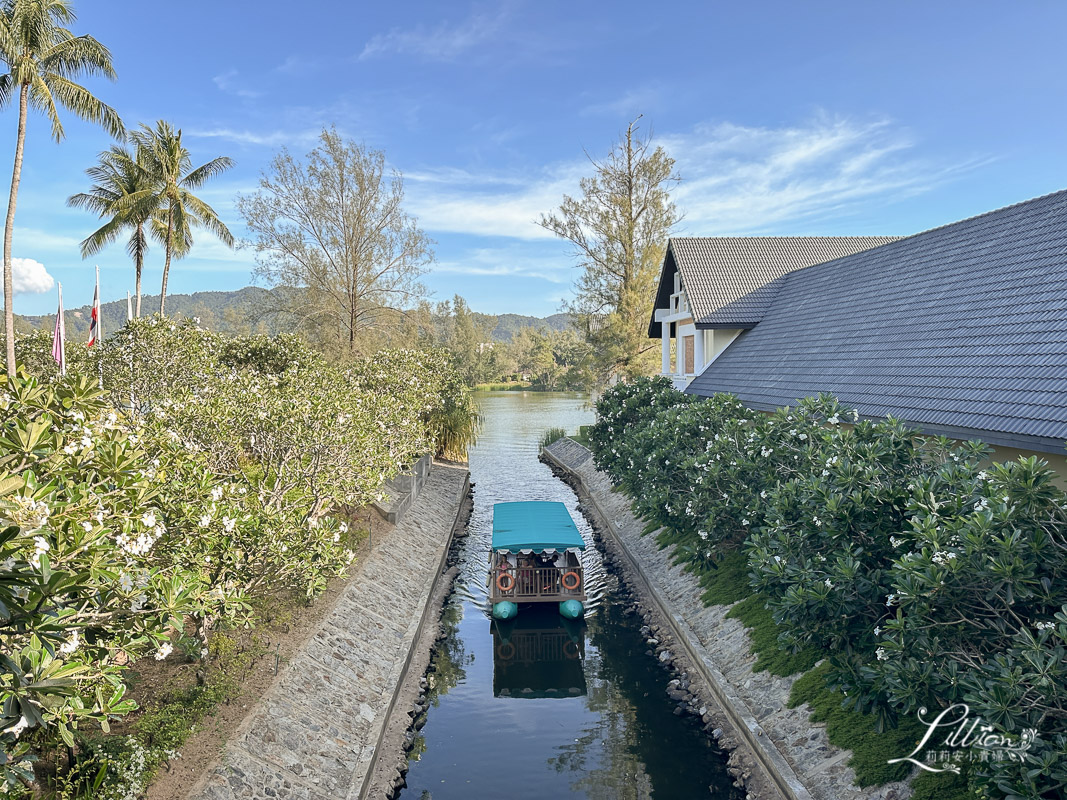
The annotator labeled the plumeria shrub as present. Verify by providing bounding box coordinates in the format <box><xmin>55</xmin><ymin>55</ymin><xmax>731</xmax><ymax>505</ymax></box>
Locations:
<box><xmin>589</xmin><ymin>376</ymin><xmax>696</xmax><ymax>486</ymax></box>
<box><xmin>0</xmin><ymin>374</ymin><xmax>206</xmax><ymax>791</ymax></box>
<box><xmin>590</xmin><ymin>379</ymin><xmax>1067</xmax><ymax>800</ymax></box>
<box><xmin>2</xmin><ymin>322</ymin><xmax>476</xmax><ymax>794</ymax></box>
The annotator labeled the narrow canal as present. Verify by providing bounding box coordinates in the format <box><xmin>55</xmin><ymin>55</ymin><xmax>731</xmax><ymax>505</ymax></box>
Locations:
<box><xmin>398</xmin><ymin>391</ymin><xmax>740</xmax><ymax>800</ymax></box>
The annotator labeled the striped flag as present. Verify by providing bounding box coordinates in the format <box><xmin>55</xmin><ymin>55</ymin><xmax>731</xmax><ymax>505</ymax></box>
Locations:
<box><xmin>52</xmin><ymin>282</ymin><xmax>65</xmax><ymax>375</ymax></box>
<box><xmin>87</xmin><ymin>265</ymin><xmax>100</xmax><ymax>347</ymax></box>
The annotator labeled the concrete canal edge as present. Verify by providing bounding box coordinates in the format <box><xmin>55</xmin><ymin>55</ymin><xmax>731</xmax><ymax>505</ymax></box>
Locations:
<box><xmin>188</xmin><ymin>461</ymin><xmax>471</xmax><ymax>800</ymax></box>
<box><xmin>542</xmin><ymin>438</ymin><xmax>910</xmax><ymax>800</ymax></box>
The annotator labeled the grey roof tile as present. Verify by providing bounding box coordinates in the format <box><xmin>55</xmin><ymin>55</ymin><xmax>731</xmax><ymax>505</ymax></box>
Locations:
<box><xmin>647</xmin><ymin>236</ymin><xmax>899</xmax><ymax>336</ymax></box>
<box><xmin>685</xmin><ymin>190</ymin><xmax>1067</xmax><ymax>454</ymax></box>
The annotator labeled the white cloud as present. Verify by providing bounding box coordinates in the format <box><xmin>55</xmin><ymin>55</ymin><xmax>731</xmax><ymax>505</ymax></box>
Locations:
<box><xmin>662</xmin><ymin>115</ymin><xmax>980</xmax><ymax>234</ymax></box>
<box><xmin>405</xmin><ymin>163</ymin><xmax>586</xmax><ymax>240</ymax></box>
<box><xmin>407</xmin><ymin>115</ymin><xmax>976</xmax><ymax>242</ymax></box>
<box><xmin>582</xmin><ymin>86</ymin><xmax>663</xmax><ymax>118</ymax></box>
<box><xmin>274</xmin><ymin>55</ymin><xmax>323</xmax><ymax>75</ymax></box>
<box><xmin>212</xmin><ymin>70</ymin><xmax>263</xmax><ymax>99</ymax></box>
<box><xmin>12</xmin><ymin>257</ymin><xmax>54</xmax><ymax>294</ymax></box>
<box><xmin>185</xmin><ymin>128</ymin><xmax>321</xmax><ymax>148</ymax></box>
<box><xmin>359</xmin><ymin>5</ymin><xmax>512</xmax><ymax>61</ymax></box>
<box><xmin>433</xmin><ymin>248</ymin><xmax>571</xmax><ymax>283</ymax></box>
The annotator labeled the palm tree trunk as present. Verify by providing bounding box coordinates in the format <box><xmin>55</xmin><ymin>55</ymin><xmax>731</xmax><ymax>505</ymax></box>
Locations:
<box><xmin>2</xmin><ymin>85</ymin><xmax>28</xmax><ymax>381</ymax></box>
<box><xmin>159</xmin><ymin>208</ymin><xmax>173</xmax><ymax>317</ymax></box>
<box><xmin>135</xmin><ymin>224</ymin><xmax>143</xmax><ymax>318</ymax></box>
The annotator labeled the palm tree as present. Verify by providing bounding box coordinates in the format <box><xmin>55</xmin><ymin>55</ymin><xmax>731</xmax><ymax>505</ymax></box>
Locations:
<box><xmin>68</xmin><ymin>145</ymin><xmax>151</xmax><ymax>317</ymax></box>
<box><xmin>126</xmin><ymin>121</ymin><xmax>234</xmax><ymax>316</ymax></box>
<box><xmin>0</xmin><ymin>0</ymin><xmax>122</xmax><ymax>379</ymax></box>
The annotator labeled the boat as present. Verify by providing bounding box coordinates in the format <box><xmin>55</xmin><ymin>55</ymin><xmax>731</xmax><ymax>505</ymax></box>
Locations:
<box><xmin>489</xmin><ymin>501</ymin><xmax>587</xmax><ymax>620</ymax></box>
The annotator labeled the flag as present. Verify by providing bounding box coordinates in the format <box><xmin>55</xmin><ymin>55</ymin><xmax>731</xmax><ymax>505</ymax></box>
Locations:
<box><xmin>126</xmin><ymin>291</ymin><xmax>132</xmax><ymax>323</ymax></box>
<box><xmin>87</xmin><ymin>265</ymin><xmax>100</xmax><ymax>347</ymax></box>
<box><xmin>52</xmin><ymin>282</ymin><xmax>65</xmax><ymax>375</ymax></box>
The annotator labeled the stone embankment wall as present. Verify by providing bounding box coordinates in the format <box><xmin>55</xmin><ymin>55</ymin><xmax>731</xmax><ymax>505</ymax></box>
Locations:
<box><xmin>543</xmin><ymin>438</ymin><xmax>910</xmax><ymax>800</ymax></box>
<box><xmin>189</xmin><ymin>462</ymin><xmax>469</xmax><ymax>800</ymax></box>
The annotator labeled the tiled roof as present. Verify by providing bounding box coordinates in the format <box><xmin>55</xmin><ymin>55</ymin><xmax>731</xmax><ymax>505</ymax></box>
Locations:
<box><xmin>685</xmin><ymin>190</ymin><xmax>1067</xmax><ymax>454</ymax></box>
<box><xmin>647</xmin><ymin>236</ymin><xmax>898</xmax><ymax>336</ymax></box>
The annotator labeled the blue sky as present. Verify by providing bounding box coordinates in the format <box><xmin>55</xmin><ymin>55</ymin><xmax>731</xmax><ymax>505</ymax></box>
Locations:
<box><xmin>7</xmin><ymin>0</ymin><xmax>1067</xmax><ymax>318</ymax></box>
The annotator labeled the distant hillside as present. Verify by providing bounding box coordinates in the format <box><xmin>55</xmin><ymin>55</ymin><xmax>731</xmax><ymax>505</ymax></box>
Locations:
<box><xmin>489</xmin><ymin>312</ymin><xmax>573</xmax><ymax>341</ymax></box>
<box><xmin>18</xmin><ymin>287</ymin><xmax>286</xmax><ymax>339</ymax></box>
<box><xmin>18</xmin><ymin>287</ymin><xmax>572</xmax><ymax>343</ymax></box>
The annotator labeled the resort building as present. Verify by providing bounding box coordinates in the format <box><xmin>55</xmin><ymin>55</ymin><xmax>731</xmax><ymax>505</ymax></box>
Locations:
<box><xmin>648</xmin><ymin>190</ymin><xmax>1067</xmax><ymax>458</ymax></box>
<box><xmin>649</xmin><ymin>237</ymin><xmax>897</xmax><ymax>390</ymax></box>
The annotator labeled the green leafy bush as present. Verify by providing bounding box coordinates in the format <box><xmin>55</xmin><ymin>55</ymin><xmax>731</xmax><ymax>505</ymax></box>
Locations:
<box><xmin>2</xmin><ymin>321</ymin><xmax>477</xmax><ymax>794</ymax></box>
<box><xmin>589</xmin><ymin>379</ymin><xmax>1067</xmax><ymax>799</ymax></box>
<box><xmin>0</xmin><ymin>374</ymin><xmax>207</xmax><ymax>791</ymax></box>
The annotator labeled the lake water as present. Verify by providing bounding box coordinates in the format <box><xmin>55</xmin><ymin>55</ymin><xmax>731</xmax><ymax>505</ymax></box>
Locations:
<box><xmin>397</xmin><ymin>391</ymin><xmax>740</xmax><ymax>800</ymax></box>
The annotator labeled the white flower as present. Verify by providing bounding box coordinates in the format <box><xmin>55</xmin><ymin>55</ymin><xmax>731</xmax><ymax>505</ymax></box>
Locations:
<box><xmin>198</xmin><ymin>514</ymin><xmax>212</xmax><ymax>528</ymax></box>
<box><xmin>338</xmin><ymin>522</ymin><xmax>348</xmax><ymax>534</ymax></box>
<box><xmin>886</xmin><ymin>593</ymin><xmax>898</xmax><ymax>606</ymax></box>
<box><xmin>824</xmin><ymin>578</ymin><xmax>833</xmax><ymax>588</ymax></box>
<box><xmin>130</xmin><ymin>594</ymin><xmax>147</xmax><ymax>612</ymax></box>
<box><xmin>812</xmin><ymin>516</ymin><xmax>822</xmax><ymax>526</ymax></box>
<box><xmin>118</xmin><ymin>572</ymin><xmax>134</xmax><ymax>592</ymax></box>
<box><xmin>155</xmin><ymin>642</ymin><xmax>173</xmax><ymax>661</ymax></box>
<box><xmin>59</xmin><ymin>631</ymin><xmax>80</xmax><ymax>655</ymax></box>
<box><xmin>222</xmin><ymin>516</ymin><xmax>236</xmax><ymax>533</ymax></box>
<box><xmin>3</xmin><ymin>716</ymin><xmax>29</xmax><ymax>738</ymax></box>
<box><xmin>876</xmin><ymin>647</ymin><xmax>889</xmax><ymax>661</ymax></box>
<box><xmin>211</xmin><ymin>486</ymin><xmax>224</xmax><ymax>501</ymax></box>
<box><xmin>1036</xmin><ymin>621</ymin><xmax>1055</xmax><ymax>631</ymax></box>
<box><xmin>140</xmin><ymin>511</ymin><xmax>157</xmax><ymax>529</ymax></box>
<box><xmin>874</xmin><ymin>626</ymin><xmax>882</xmax><ymax>636</ymax></box>
<box><xmin>29</xmin><ymin>536</ymin><xmax>50</xmax><ymax>569</ymax></box>
<box><xmin>741</xmin><ymin>518</ymin><xmax>750</xmax><ymax>526</ymax></box>
<box><xmin>80</xmin><ymin>521</ymin><xmax>93</xmax><ymax>532</ymax></box>
<box><xmin>62</xmin><ymin>441</ymin><xmax>78</xmax><ymax>455</ymax></box>
<box><xmin>798</xmin><ymin>433</ymin><xmax>808</xmax><ymax>441</ymax></box>
<box><xmin>1</xmin><ymin>556</ymin><xmax>14</xmax><ymax>571</ymax></box>
<box><xmin>828</xmin><ymin>414</ymin><xmax>840</xmax><ymax>425</ymax></box>
<box><xmin>890</xmin><ymin>536</ymin><xmax>904</xmax><ymax>548</ymax></box>
<box><xmin>333</xmin><ymin>531</ymin><xmax>341</xmax><ymax>543</ymax></box>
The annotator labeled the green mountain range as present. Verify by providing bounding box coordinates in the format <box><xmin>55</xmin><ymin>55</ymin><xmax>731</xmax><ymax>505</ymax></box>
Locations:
<box><xmin>17</xmin><ymin>287</ymin><xmax>572</xmax><ymax>343</ymax></box>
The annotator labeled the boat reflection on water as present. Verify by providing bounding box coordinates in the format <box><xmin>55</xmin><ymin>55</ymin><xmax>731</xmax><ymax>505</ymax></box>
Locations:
<box><xmin>492</xmin><ymin>607</ymin><xmax>586</xmax><ymax>699</ymax></box>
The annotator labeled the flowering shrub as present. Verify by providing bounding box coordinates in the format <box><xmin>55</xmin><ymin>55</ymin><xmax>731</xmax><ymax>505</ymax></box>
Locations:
<box><xmin>0</xmin><ymin>374</ymin><xmax>205</xmax><ymax>791</ymax></box>
<box><xmin>590</xmin><ymin>379</ymin><xmax>1067</xmax><ymax>799</ymax></box>
<box><xmin>2</xmin><ymin>321</ymin><xmax>476</xmax><ymax>793</ymax></box>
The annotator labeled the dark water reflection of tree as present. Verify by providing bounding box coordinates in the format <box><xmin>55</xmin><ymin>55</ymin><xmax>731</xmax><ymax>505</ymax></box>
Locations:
<box><xmin>408</xmin><ymin>597</ymin><xmax>471</xmax><ymax>761</ymax></box>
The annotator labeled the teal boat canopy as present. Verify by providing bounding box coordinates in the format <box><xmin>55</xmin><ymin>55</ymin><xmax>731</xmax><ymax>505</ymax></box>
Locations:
<box><xmin>491</xmin><ymin>501</ymin><xmax>586</xmax><ymax>553</ymax></box>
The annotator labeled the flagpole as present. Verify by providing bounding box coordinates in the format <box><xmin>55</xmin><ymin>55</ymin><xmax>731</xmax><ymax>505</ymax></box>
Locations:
<box><xmin>95</xmin><ymin>265</ymin><xmax>103</xmax><ymax>389</ymax></box>
<box><xmin>52</xmin><ymin>281</ymin><xmax>66</xmax><ymax>376</ymax></box>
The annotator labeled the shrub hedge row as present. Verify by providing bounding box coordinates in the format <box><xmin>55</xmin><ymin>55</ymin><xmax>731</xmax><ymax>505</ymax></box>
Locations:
<box><xmin>590</xmin><ymin>377</ymin><xmax>1067</xmax><ymax>800</ymax></box>
<box><xmin>1</xmin><ymin>319</ymin><xmax>476</xmax><ymax>796</ymax></box>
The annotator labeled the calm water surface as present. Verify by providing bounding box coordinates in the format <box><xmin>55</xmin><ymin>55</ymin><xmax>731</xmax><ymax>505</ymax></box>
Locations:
<box><xmin>398</xmin><ymin>391</ymin><xmax>739</xmax><ymax>800</ymax></box>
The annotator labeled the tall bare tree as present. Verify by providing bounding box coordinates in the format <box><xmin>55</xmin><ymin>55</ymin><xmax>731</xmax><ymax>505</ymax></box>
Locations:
<box><xmin>539</xmin><ymin>117</ymin><xmax>679</xmax><ymax>383</ymax></box>
<box><xmin>0</xmin><ymin>0</ymin><xmax>122</xmax><ymax>378</ymax></box>
<box><xmin>237</xmin><ymin>128</ymin><xmax>432</xmax><ymax>355</ymax></box>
